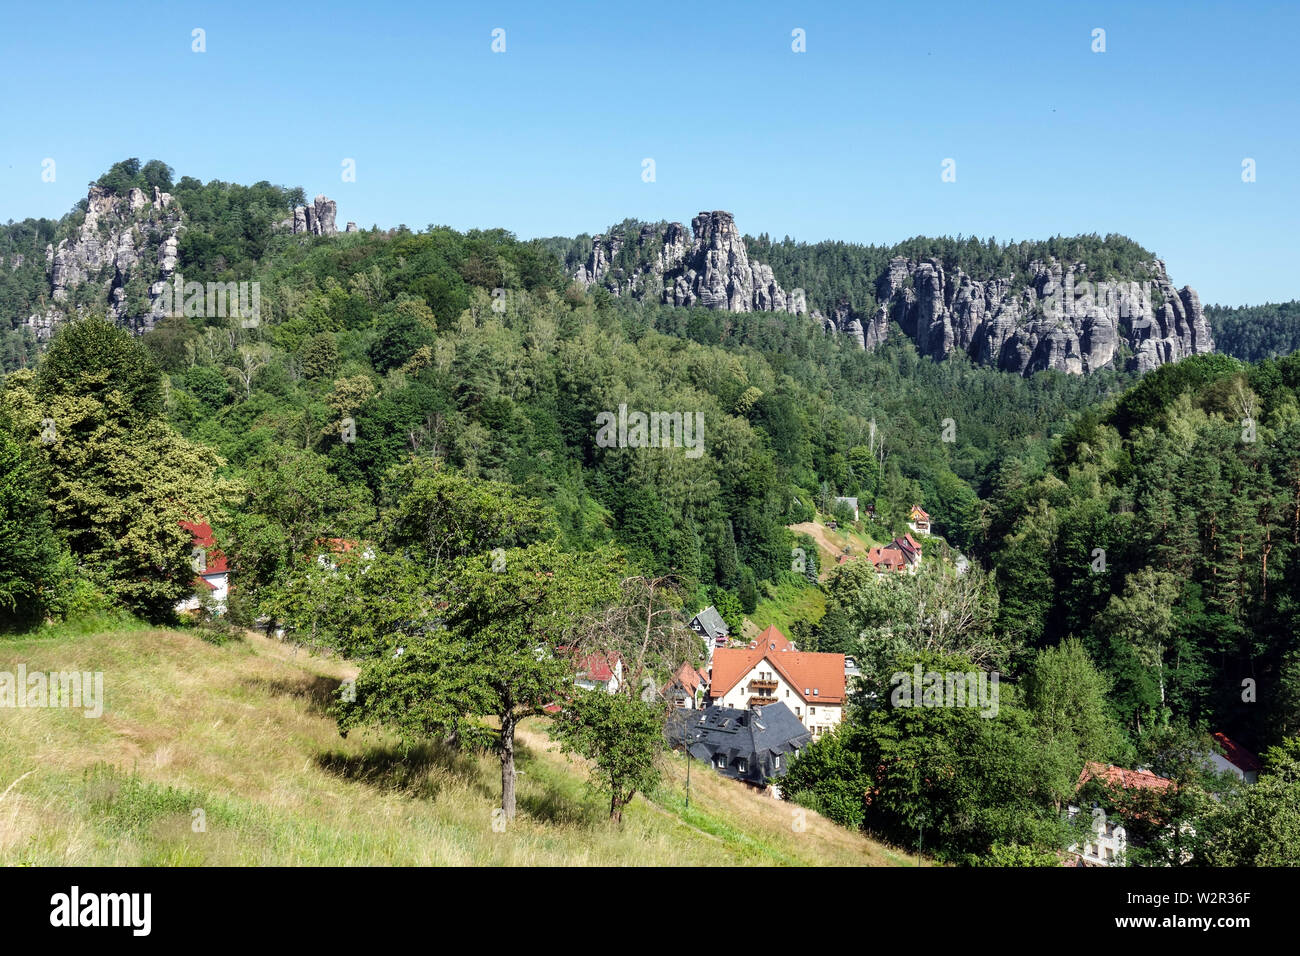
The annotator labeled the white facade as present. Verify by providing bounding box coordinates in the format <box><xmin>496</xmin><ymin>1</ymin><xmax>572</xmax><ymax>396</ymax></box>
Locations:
<box><xmin>175</xmin><ymin>571</ymin><xmax>229</xmax><ymax>614</ymax></box>
<box><xmin>1204</xmin><ymin>751</ymin><xmax>1258</xmax><ymax>785</ymax></box>
<box><xmin>575</xmin><ymin>657</ymin><xmax>623</xmax><ymax>695</ymax></box>
<box><xmin>1066</xmin><ymin>805</ymin><xmax>1127</xmax><ymax>866</ymax></box>
<box><xmin>713</xmin><ymin>659</ymin><xmax>842</xmax><ymax>738</ymax></box>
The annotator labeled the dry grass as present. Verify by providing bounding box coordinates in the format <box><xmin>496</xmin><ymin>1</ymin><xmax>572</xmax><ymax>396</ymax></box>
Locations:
<box><xmin>0</xmin><ymin>624</ymin><xmax>919</xmax><ymax>866</ymax></box>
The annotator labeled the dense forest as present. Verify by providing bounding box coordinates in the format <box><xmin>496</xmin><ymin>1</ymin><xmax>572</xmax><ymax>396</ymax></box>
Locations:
<box><xmin>2</xmin><ymin>161</ymin><xmax>1298</xmax><ymax>864</ymax></box>
<box><xmin>1207</xmin><ymin>300</ymin><xmax>1300</xmax><ymax>363</ymax></box>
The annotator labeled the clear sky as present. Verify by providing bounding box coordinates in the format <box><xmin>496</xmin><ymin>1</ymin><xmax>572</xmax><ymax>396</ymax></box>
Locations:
<box><xmin>1</xmin><ymin>0</ymin><xmax>1295</xmax><ymax>305</ymax></box>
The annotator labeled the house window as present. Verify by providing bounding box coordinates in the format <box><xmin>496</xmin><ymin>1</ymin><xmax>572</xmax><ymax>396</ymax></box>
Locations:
<box><xmin>736</xmin><ymin>758</ymin><xmax>747</xmax><ymax>773</ymax></box>
<box><xmin>714</xmin><ymin>755</ymin><xmax>726</xmax><ymax>769</ymax></box>
<box><xmin>809</xmin><ymin>707</ymin><xmax>816</xmax><ymax>715</ymax></box>
<box><xmin>795</xmin><ymin>707</ymin><xmax>800</xmax><ymax>716</ymax></box>
<box><xmin>774</xmin><ymin>754</ymin><xmax>781</xmax><ymax>769</ymax></box>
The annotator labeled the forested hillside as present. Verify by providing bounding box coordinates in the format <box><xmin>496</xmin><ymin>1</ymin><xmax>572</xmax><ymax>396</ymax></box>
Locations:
<box><xmin>3</xmin><ymin>161</ymin><xmax>1298</xmax><ymax>867</ymax></box>
<box><xmin>1207</xmin><ymin>300</ymin><xmax>1300</xmax><ymax>362</ymax></box>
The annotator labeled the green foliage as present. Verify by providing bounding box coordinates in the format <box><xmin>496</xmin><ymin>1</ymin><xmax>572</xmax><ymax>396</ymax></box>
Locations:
<box><xmin>551</xmin><ymin>690</ymin><xmax>665</xmax><ymax>821</ymax></box>
<box><xmin>783</xmin><ymin>728</ymin><xmax>869</xmax><ymax>829</ymax></box>
<box><xmin>1199</xmin><ymin>738</ymin><xmax>1300</xmax><ymax>866</ymax></box>
<box><xmin>0</xmin><ymin>423</ymin><xmax>59</xmax><ymax>627</ymax></box>
<box><xmin>1207</xmin><ymin>300</ymin><xmax>1300</xmax><ymax>362</ymax></box>
<box><xmin>36</xmin><ymin>316</ymin><xmax>163</xmax><ymax>424</ymax></box>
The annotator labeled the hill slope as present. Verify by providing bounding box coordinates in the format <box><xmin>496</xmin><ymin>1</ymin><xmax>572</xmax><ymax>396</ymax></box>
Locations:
<box><xmin>0</xmin><ymin>624</ymin><xmax>916</xmax><ymax>866</ymax></box>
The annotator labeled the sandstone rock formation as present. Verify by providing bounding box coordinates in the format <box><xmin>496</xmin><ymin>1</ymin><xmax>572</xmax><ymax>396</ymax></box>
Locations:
<box><xmin>24</xmin><ymin>184</ymin><xmax>183</xmax><ymax>339</ymax></box>
<box><xmin>574</xmin><ymin>211</ymin><xmax>808</xmax><ymax>316</ymax></box>
<box><xmin>293</xmin><ymin>195</ymin><xmax>338</xmax><ymax>236</ymax></box>
<box><xmin>850</xmin><ymin>255</ymin><xmax>1215</xmax><ymax>375</ymax></box>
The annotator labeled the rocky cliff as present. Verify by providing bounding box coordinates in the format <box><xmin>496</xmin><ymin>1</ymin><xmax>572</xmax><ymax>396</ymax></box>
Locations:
<box><xmin>22</xmin><ymin>184</ymin><xmax>183</xmax><ymax>339</ymax></box>
<box><xmin>575</xmin><ymin>211</ymin><xmax>808</xmax><ymax>316</ymax></box>
<box><xmin>816</xmin><ymin>255</ymin><xmax>1215</xmax><ymax>375</ymax></box>
<box><xmin>20</xmin><ymin>187</ymin><xmax>343</xmax><ymax>341</ymax></box>
<box><xmin>573</xmin><ymin>210</ymin><xmax>1214</xmax><ymax>375</ymax></box>
<box><xmin>280</xmin><ymin>195</ymin><xmax>338</xmax><ymax>237</ymax></box>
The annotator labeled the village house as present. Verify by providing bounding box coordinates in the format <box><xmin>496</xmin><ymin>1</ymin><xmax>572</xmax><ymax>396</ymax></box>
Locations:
<box><xmin>661</xmin><ymin>660</ymin><xmax>710</xmax><ymax>709</ymax></box>
<box><xmin>1065</xmin><ymin>804</ymin><xmax>1128</xmax><ymax>866</ymax></box>
<box><xmin>1203</xmin><ymin>732</ymin><xmax>1261</xmax><ymax>785</ymax></box>
<box><xmin>833</xmin><ymin>496</ymin><xmax>859</xmax><ymax>521</ymax></box>
<box><xmin>573</xmin><ymin>651</ymin><xmax>623</xmax><ymax>694</ymax></box>
<box><xmin>892</xmin><ymin>533</ymin><xmax>922</xmax><ymax>569</ymax></box>
<box><xmin>314</xmin><ymin>537</ymin><xmax>375</xmax><ymax>570</ymax></box>
<box><xmin>1066</xmin><ymin>762</ymin><xmax>1177</xmax><ymax>867</ymax></box>
<box><xmin>867</xmin><ymin>544</ymin><xmax>908</xmax><ymax>574</ymax></box>
<box><xmin>866</xmin><ymin>535</ymin><xmax>921</xmax><ymax>575</ymax></box>
<box><xmin>176</xmin><ymin>520</ymin><xmax>229</xmax><ymax>615</ymax></box>
<box><xmin>907</xmin><ymin>505</ymin><xmax>931</xmax><ymax>535</ymax></box>
<box><xmin>689</xmin><ymin>606</ymin><xmax>730</xmax><ymax>648</ymax></box>
<box><xmin>666</xmin><ymin>701</ymin><xmax>811</xmax><ymax>790</ymax></box>
<box><xmin>708</xmin><ymin>625</ymin><xmax>845</xmax><ymax>737</ymax></box>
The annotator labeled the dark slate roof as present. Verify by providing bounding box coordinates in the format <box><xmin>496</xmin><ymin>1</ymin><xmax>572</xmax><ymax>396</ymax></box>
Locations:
<box><xmin>689</xmin><ymin>605</ymin><xmax>729</xmax><ymax>640</ymax></box>
<box><xmin>666</xmin><ymin>702</ymin><xmax>811</xmax><ymax>785</ymax></box>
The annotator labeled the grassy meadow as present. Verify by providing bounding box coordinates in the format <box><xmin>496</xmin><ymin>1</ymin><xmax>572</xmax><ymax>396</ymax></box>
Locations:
<box><xmin>0</xmin><ymin>621</ymin><xmax>919</xmax><ymax>866</ymax></box>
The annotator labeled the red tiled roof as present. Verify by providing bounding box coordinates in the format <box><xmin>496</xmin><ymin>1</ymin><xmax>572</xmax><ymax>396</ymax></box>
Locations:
<box><xmin>1211</xmin><ymin>732</ymin><xmax>1262</xmax><ymax>773</ymax></box>
<box><xmin>662</xmin><ymin>660</ymin><xmax>706</xmax><ymax>697</ymax></box>
<box><xmin>709</xmin><ymin>625</ymin><xmax>845</xmax><ymax>704</ymax></box>
<box><xmin>316</xmin><ymin>537</ymin><xmax>361</xmax><ymax>554</ymax></box>
<box><xmin>909</xmin><ymin>505</ymin><xmax>930</xmax><ymax>521</ymax></box>
<box><xmin>574</xmin><ymin>651</ymin><xmax>621</xmax><ymax>682</ymax></box>
<box><xmin>180</xmin><ymin>519</ymin><xmax>228</xmax><ymax>574</ymax></box>
<box><xmin>868</xmin><ymin>545</ymin><xmax>907</xmax><ymax>571</ymax></box>
<box><xmin>1078</xmin><ymin>762</ymin><xmax>1174</xmax><ymax>793</ymax></box>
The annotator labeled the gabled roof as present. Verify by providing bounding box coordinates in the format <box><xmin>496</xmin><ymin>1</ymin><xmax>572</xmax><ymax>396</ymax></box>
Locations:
<box><xmin>909</xmin><ymin>505</ymin><xmax>930</xmax><ymax>520</ymax></box>
<box><xmin>891</xmin><ymin>535</ymin><xmax>921</xmax><ymax>563</ymax></box>
<box><xmin>1211</xmin><ymin>732</ymin><xmax>1262</xmax><ymax>773</ymax></box>
<box><xmin>666</xmin><ymin>702</ymin><xmax>811</xmax><ymax>780</ymax></box>
<box><xmin>868</xmin><ymin>545</ymin><xmax>907</xmax><ymax>571</ymax></box>
<box><xmin>662</xmin><ymin>660</ymin><xmax>708</xmax><ymax>697</ymax></box>
<box><xmin>709</xmin><ymin>625</ymin><xmax>845</xmax><ymax>704</ymax></box>
<box><xmin>180</xmin><ymin>519</ymin><xmax>228</xmax><ymax>574</ymax></box>
<box><xmin>574</xmin><ymin>651</ymin><xmax>621</xmax><ymax>682</ymax></box>
<box><xmin>1078</xmin><ymin>762</ymin><xmax>1174</xmax><ymax>793</ymax></box>
<box><xmin>690</xmin><ymin>605</ymin><xmax>729</xmax><ymax>640</ymax></box>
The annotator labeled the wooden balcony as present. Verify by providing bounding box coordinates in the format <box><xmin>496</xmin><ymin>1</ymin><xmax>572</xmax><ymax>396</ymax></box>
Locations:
<box><xmin>749</xmin><ymin>678</ymin><xmax>778</xmax><ymax>692</ymax></box>
<box><xmin>748</xmin><ymin>695</ymin><xmax>777</xmax><ymax>707</ymax></box>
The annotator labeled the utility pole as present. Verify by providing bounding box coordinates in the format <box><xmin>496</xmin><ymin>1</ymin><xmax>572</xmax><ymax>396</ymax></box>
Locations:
<box><xmin>683</xmin><ymin>714</ymin><xmax>692</xmax><ymax>809</ymax></box>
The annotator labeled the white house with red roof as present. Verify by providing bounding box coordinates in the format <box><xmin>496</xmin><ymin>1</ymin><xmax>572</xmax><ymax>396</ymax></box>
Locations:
<box><xmin>574</xmin><ymin>652</ymin><xmax>623</xmax><ymax>694</ymax></box>
<box><xmin>1204</xmin><ymin>732</ymin><xmax>1261</xmax><ymax>785</ymax></box>
<box><xmin>708</xmin><ymin>625</ymin><xmax>845</xmax><ymax>737</ymax></box>
<box><xmin>1067</xmin><ymin>762</ymin><xmax>1179</xmax><ymax>866</ymax></box>
<box><xmin>176</xmin><ymin>519</ymin><xmax>229</xmax><ymax>615</ymax></box>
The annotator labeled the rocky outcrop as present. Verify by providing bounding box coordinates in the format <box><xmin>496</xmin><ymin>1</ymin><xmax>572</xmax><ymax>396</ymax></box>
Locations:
<box><xmin>816</xmin><ymin>255</ymin><xmax>1214</xmax><ymax>375</ymax></box>
<box><xmin>574</xmin><ymin>211</ymin><xmax>807</xmax><ymax>316</ymax></box>
<box><xmin>24</xmin><ymin>185</ymin><xmax>183</xmax><ymax>339</ymax></box>
<box><xmin>293</xmin><ymin>195</ymin><xmax>338</xmax><ymax>236</ymax></box>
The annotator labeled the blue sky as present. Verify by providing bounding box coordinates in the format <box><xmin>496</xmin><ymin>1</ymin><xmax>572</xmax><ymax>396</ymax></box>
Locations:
<box><xmin>1</xmin><ymin>0</ymin><xmax>1295</xmax><ymax>304</ymax></box>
